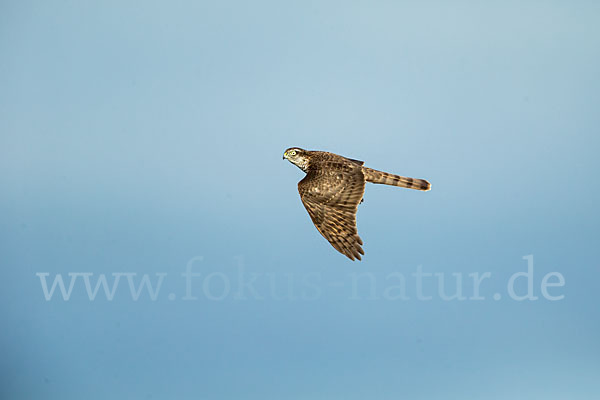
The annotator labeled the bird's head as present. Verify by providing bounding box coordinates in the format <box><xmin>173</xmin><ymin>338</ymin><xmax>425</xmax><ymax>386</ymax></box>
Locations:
<box><xmin>283</xmin><ymin>147</ymin><xmax>310</xmax><ymax>171</ymax></box>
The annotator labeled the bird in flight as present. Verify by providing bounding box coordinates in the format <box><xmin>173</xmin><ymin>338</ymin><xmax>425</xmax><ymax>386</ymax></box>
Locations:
<box><xmin>283</xmin><ymin>147</ymin><xmax>431</xmax><ymax>261</ymax></box>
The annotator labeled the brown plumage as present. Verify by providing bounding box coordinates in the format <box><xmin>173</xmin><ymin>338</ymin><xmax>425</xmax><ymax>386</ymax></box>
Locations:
<box><xmin>283</xmin><ymin>147</ymin><xmax>431</xmax><ymax>261</ymax></box>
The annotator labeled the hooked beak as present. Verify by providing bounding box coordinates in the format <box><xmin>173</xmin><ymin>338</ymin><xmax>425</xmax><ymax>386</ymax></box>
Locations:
<box><xmin>282</xmin><ymin>151</ymin><xmax>287</xmax><ymax>160</ymax></box>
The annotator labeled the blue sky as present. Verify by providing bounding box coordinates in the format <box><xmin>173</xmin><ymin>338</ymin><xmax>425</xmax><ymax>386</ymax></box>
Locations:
<box><xmin>1</xmin><ymin>1</ymin><xmax>599</xmax><ymax>399</ymax></box>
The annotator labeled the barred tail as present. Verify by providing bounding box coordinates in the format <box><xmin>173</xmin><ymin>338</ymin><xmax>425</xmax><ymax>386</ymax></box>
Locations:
<box><xmin>362</xmin><ymin>167</ymin><xmax>431</xmax><ymax>191</ymax></box>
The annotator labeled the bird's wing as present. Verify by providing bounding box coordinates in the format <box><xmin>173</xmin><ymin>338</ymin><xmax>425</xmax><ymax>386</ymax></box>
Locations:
<box><xmin>298</xmin><ymin>168</ymin><xmax>366</xmax><ymax>261</ymax></box>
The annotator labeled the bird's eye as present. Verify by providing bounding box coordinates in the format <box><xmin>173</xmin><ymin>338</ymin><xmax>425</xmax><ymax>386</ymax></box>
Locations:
<box><xmin>290</xmin><ymin>150</ymin><xmax>297</xmax><ymax>156</ymax></box>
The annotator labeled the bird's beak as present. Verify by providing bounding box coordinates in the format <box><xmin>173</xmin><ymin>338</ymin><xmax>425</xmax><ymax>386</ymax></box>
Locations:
<box><xmin>283</xmin><ymin>151</ymin><xmax>287</xmax><ymax>160</ymax></box>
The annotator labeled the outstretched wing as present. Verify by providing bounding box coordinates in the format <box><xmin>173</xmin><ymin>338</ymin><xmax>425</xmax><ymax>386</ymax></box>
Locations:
<box><xmin>298</xmin><ymin>166</ymin><xmax>366</xmax><ymax>261</ymax></box>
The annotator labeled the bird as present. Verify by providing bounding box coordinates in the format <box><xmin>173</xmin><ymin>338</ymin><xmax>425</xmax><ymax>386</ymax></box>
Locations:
<box><xmin>283</xmin><ymin>147</ymin><xmax>431</xmax><ymax>261</ymax></box>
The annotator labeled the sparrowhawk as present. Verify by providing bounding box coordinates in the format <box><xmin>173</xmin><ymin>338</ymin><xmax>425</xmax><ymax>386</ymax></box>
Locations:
<box><xmin>283</xmin><ymin>147</ymin><xmax>431</xmax><ymax>261</ymax></box>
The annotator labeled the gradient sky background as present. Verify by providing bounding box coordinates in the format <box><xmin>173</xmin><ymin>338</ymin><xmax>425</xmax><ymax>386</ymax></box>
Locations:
<box><xmin>1</xmin><ymin>1</ymin><xmax>599</xmax><ymax>399</ymax></box>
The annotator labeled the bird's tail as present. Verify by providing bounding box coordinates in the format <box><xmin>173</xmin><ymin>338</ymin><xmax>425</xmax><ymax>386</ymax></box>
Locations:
<box><xmin>362</xmin><ymin>167</ymin><xmax>431</xmax><ymax>191</ymax></box>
